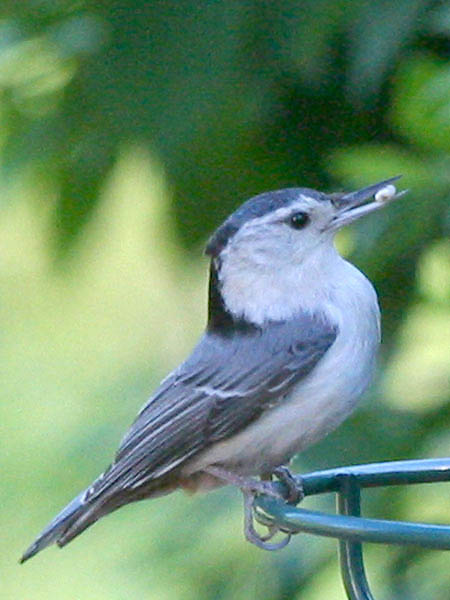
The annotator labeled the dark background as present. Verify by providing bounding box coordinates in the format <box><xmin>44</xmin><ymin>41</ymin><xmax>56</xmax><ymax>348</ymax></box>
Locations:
<box><xmin>1</xmin><ymin>1</ymin><xmax>449</xmax><ymax>598</ymax></box>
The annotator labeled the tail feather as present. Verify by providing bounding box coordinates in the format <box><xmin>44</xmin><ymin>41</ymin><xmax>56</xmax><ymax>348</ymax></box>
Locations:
<box><xmin>20</xmin><ymin>490</ymin><xmax>95</xmax><ymax>563</ymax></box>
<box><xmin>20</xmin><ymin>476</ymin><xmax>177</xmax><ymax>563</ymax></box>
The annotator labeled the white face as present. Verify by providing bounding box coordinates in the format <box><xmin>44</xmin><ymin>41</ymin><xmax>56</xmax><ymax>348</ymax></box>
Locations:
<box><xmin>219</xmin><ymin>194</ymin><xmax>336</xmax><ymax>272</ymax></box>
<box><xmin>216</xmin><ymin>194</ymin><xmax>341</xmax><ymax>324</ymax></box>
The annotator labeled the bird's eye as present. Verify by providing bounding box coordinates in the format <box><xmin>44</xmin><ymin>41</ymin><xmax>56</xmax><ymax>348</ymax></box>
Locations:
<box><xmin>289</xmin><ymin>212</ymin><xmax>310</xmax><ymax>230</ymax></box>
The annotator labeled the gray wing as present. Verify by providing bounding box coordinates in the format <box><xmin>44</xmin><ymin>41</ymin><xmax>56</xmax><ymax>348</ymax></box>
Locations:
<box><xmin>88</xmin><ymin>313</ymin><xmax>337</xmax><ymax>499</ymax></box>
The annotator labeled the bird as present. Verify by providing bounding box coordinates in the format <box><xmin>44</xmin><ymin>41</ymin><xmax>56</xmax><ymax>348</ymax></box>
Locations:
<box><xmin>21</xmin><ymin>176</ymin><xmax>406</xmax><ymax>561</ymax></box>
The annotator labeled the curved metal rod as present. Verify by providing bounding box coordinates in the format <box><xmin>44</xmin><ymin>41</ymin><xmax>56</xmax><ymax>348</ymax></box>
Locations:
<box><xmin>254</xmin><ymin>498</ymin><xmax>450</xmax><ymax>550</ymax></box>
<box><xmin>337</xmin><ymin>474</ymin><xmax>374</xmax><ymax>600</ymax></box>
<box><xmin>254</xmin><ymin>458</ymin><xmax>450</xmax><ymax>550</ymax></box>
<box><xmin>254</xmin><ymin>458</ymin><xmax>450</xmax><ymax>600</ymax></box>
<box><xmin>299</xmin><ymin>458</ymin><xmax>450</xmax><ymax>496</ymax></box>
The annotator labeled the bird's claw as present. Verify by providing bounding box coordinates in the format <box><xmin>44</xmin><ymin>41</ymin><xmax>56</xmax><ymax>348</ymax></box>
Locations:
<box><xmin>243</xmin><ymin>491</ymin><xmax>291</xmax><ymax>551</ymax></box>
<box><xmin>272</xmin><ymin>466</ymin><xmax>304</xmax><ymax>504</ymax></box>
<box><xmin>243</xmin><ymin>465</ymin><xmax>305</xmax><ymax>550</ymax></box>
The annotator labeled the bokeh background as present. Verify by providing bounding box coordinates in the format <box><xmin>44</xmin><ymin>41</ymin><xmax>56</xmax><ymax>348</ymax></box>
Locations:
<box><xmin>1</xmin><ymin>1</ymin><xmax>449</xmax><ymax>598</ymax></box>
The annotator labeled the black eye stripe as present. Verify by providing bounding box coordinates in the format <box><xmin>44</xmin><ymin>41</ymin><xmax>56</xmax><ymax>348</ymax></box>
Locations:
<box><xmin>289</xmin><ymin>212</ymin><xmax>310</xmax><ymax>230</ymax></box>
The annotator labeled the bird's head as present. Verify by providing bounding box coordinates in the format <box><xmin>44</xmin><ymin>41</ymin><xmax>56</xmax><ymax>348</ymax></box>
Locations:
<box><xmin>206</xmin><ymin>177</ymin><xmax>404</xmax><ymax>263</ymax></box>
<box><xmin>205</xmin><ymin>177</ymin><xmax>405</xmax><ymax>326</ymax></box>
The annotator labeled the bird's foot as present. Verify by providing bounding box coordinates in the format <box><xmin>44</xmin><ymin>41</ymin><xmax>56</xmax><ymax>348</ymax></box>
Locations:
<box><xmin>203</xmin><ymin>464</ymin><xmax>303</xmax><ymax>551</ymax></box>
<box><xmin>272</xmin><ymin>466</ymin><xmax>304</xmax><ymax>505</ymax></box>
<box><xmin>242</xmin><ymin>491</ymin><xmax>291</xmax><ymax>550</ymax></box>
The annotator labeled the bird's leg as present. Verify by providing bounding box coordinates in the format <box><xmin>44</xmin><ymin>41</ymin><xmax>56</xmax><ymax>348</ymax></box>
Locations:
<box><xmin>203</xmin><ymin>465</ymin><xmax>283</xmax><ymax>499</ymax></box>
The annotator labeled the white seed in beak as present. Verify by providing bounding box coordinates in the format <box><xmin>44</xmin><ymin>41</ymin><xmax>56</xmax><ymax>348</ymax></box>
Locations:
<box><xmin>375</xmin><ymin>184</ymin><xmax>396</xmax><ymax>203</ymax></box>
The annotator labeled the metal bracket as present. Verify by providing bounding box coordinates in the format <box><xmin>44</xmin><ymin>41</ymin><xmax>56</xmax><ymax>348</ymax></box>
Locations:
<box><xmin>254</xmin><ymin>458</ymin><xmax>450</xmax><ymax>599</ymax></box>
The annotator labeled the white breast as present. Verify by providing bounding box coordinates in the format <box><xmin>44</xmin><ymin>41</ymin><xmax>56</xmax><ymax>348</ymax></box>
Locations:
<box><xmin>184</xmin><ymin>247</ymin><xmax>380</xmax><ymax>477</ymax></box>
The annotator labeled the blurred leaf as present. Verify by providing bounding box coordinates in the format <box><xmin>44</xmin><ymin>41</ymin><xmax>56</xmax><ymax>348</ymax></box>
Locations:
<box><xmin>427</xmin><ymin>2</ymin><xmax>450</xmax><ymax>36</ymax></box>
<box><xmin>392</xmin><ymin>55</ymin><xmax>450</xmax><ymax>152</ymax></box>
<box><xmin>347</xmin><ymin>0</ymin><xmax>428</xmax><ymax>101</ymax></box>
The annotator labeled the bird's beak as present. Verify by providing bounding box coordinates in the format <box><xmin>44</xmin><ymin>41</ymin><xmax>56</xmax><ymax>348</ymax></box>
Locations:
<box><xmin>328</xmin><ymin>176</ymin><xmax>407</xmax><ymax>231</ymax></box>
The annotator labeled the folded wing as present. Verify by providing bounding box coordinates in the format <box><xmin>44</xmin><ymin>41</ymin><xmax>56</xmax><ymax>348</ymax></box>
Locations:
<box><xmin>88</xmin><ymin>312</ymin><xmax>337</xmax><ymax>500</ymax></box>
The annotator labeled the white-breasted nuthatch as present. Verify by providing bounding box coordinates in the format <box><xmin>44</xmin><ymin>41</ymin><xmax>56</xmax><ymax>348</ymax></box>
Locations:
<box><xmin>21</xmin><ymin>176</ymin><xmax>406</xmax><ymax>560</ymax></box>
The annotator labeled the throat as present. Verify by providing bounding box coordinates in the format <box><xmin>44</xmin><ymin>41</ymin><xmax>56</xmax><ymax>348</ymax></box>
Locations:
<box><xmin>216</xmin><ymin>244</ymin><xmax>347</xmax><ymax>326</ymax></box>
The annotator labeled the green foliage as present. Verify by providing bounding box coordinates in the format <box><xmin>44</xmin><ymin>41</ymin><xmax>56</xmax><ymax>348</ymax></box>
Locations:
<box><xmin>1</xmin><ymin>2</ymin><xmax>449</xmax><ymax>599</ymax></box>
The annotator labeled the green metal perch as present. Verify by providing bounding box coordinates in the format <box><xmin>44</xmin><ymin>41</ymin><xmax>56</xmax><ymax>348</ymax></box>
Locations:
<box><xmin>254</xmin><ymin>458</ymin><xmax>450</xmax><ymax>600</ymax></box>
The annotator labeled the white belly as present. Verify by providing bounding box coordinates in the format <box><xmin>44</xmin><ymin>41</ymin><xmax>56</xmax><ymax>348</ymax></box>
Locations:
<box><xmin>184</xmin><ymin>259</ymin><xmax>380</xmax><ymax>477</ymax></box>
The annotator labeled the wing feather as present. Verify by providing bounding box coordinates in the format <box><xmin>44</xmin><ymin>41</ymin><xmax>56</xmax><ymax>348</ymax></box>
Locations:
<box><xmin>88</xmin><ymin>313</ymin><xmax>337</xmax><ymax>500</ymax></box>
